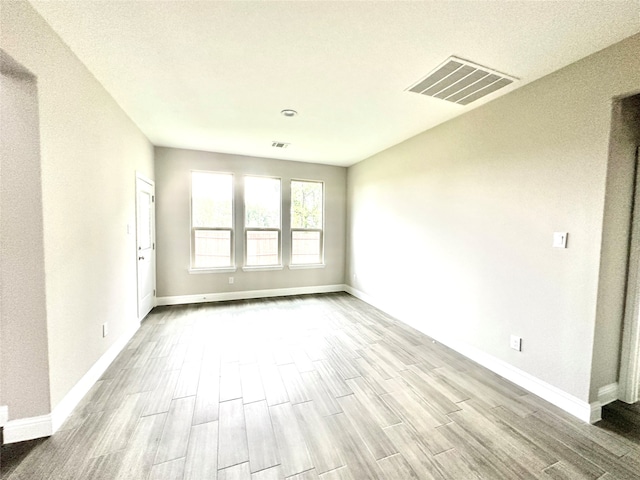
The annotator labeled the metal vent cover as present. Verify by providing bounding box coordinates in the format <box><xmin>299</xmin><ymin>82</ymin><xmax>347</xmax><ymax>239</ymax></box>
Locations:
<box><xmin>407</xmin><ymin>56</ymin><xmax>517</xmax><ymax>105</ymax></box>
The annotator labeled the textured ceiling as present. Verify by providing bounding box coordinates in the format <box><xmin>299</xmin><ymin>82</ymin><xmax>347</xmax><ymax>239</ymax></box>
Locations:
<box><xmin>29</xmin><ymin>1</ymin><xmax>640</xmax><ymax>166</ymax></box>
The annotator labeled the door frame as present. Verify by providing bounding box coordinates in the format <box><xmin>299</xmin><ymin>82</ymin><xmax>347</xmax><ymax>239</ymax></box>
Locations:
<box><xmin>135</xmin><ymin>172</ymin><xmax>156</xmax><ymax>320</ymax></box>
<box><xmin>619</xmin><ymin>146</ymin><xmax>640</xmax><ymax>404</ymax></box>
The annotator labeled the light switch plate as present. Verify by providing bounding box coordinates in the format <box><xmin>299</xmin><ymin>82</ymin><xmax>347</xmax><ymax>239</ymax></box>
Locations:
<box><xmin>553</xmin><ymin>232</ymin><xmax>568</xmax><ymax>248</ymax></box>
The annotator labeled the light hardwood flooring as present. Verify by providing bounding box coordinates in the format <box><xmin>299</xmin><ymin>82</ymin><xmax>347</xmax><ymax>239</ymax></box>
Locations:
<box><xmin>2</xmin><ymin>293</ymin><xmax>640</xmax><ymax>479</ymax></box>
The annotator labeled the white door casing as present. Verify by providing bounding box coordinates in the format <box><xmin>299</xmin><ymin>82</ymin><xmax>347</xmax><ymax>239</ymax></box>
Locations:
<box><xmin>136</xmin><ymin>174</ymin><xmax>155</xmax><ymax>320</ymax></box>
<box><xmin>619</xmin><ymin>147</ymin><xmax>640</xmax><ymax>404</ymax></box>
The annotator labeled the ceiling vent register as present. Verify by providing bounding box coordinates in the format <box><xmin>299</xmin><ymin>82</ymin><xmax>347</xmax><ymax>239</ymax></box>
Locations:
<box><xmin>407</xmin><ymin>56</ymin><xmax>517</xmax><ymax>105</ymax></box>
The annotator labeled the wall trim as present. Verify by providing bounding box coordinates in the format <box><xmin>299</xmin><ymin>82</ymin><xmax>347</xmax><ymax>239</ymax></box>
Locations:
<box><xmin>4</xmin><ymin>284</ymin><xmax>607</xmax><ymax>443</ymax></box>
<box><xmin>590</xmin><ymin>403</ymin><xmax>603</xmax><ymax>424</ymax></box>
<box><xmin>5</xmin><ymin>287</ymin><xmax>344</xmax><ymax>443</ymax></box>
<box><xmin>51</xmin><ymin>319</ymin><xmax>141</xmax><ymax>432</ymax></box>
<box><xmin>157</xmin><ymin>284</ymin><xmax>348</xmax><ymax>306</ymax></box>
<box><xmin>345</xmin><ymin>285</ymin><xmax>595</xmax><ymax>424</ymax></box>
<box><xmin>3</xmin><ymin>319</ymin><xmax>141</xmax><ymax>444</ymax></box>
<box><xmin>598</xmin><ymin>382</ymin><xmax>619</xmax><ymax>406</ymax></box>
<box><xmin>3</xmin><ymin>414</ymin><xmax>52</xmax><ymax>444</ymax></box>
<box><xmin>589</xmin><ymin>382</ymin><xmax>620</xmax><ymax>423</ymax></box>
<box><xmin>0</xmin><ymin>405</ymin><xmax>8</xmax><ymax>427</ymax></box>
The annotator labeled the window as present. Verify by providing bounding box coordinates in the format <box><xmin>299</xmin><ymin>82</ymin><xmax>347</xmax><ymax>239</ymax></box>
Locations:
<box><xmin>291</xmin><ymin>180</ymin><xmax>323</xmax><ymax>265</ymax></box>
<box><xmin>191</xmin><ymin>171</ymin><xmax>233</xmax><ymax>269</ymax></box>
<box><xmin>244</xmin><ymin>176</ymin><xmax>281</xmax><ymax>267</ymax></box>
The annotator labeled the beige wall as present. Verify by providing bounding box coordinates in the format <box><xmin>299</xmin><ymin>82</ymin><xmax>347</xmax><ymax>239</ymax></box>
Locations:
<box><xmin>1</xmin><ymin>1</ymin><xmax>154</xmax><ymax>414</ymax></box>
<box><xmin>347</xmin><ymin>34</ymin><xmax>640</xmax><ymax>403</ymax></box>
<box><xmin>155</xmin><ymin>147</ymin><xmax>346</xmax><ymax>297</ymax></box>
<box><xmin>1</xmin><ymin>54</ymin><xmax>51</xmax><ymax>419</ymax></box>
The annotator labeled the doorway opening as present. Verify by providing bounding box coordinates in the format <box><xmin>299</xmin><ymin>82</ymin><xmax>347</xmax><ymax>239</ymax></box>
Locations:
<box><xmin>618</xmin><ymin>94</ymin><xmax>640</xmax><ymax>404</ymax></box>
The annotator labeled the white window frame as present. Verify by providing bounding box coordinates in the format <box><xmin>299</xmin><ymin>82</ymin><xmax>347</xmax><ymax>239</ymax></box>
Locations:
<box><xmin>290</xmin><ymin>179</ymin><xmax>324</xmax><ymax>267</ymax></box>
<box><xmin>189</xmin><ymin>171</ymin><xmax>236</xmax><ymax>273</ymax></box>
<box><xmin>243</xmin><ymin>175</ymin><xmax>282</xmax><ymax>270</ymax></box>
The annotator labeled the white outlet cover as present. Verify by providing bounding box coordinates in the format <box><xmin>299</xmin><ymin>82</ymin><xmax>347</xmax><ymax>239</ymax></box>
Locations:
<box><xmin>510</xmin><ymin>335</ymin><xmax>522</xmax><ymax>351</ymax></box>
<box><xmin>553</xmin><ymin>232</ymin><xmax>568</xmax><ymax>248</ymax></box>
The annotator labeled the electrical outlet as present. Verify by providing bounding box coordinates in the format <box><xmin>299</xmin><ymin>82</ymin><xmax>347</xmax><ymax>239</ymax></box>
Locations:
<box><xmin>510</xmin><ymin>335</ymin><xmax>522</xmax><ymax>351</ymax></box>
<box><xmin>229</xmin><ymin>277</ymin><xmax>234</xmax><ymax>284</ymax></box>
<box><xmin>102</xmin><ymin>323</ymin><xmax>109</xmax><ymax>338</ymax></box>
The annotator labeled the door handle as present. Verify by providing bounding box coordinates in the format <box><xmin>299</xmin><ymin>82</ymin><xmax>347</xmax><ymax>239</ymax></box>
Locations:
<box><xmin>138</xmin><ymin>256</ymin><xmax>145</xmax><ymax>260</ymax></box>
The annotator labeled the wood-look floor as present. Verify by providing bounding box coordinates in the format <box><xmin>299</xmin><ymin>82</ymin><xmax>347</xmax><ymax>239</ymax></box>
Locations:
<box><xmin>2</xmin><ymin>293</ymin><xmax>640</xmax><ymax>479</ymax></box>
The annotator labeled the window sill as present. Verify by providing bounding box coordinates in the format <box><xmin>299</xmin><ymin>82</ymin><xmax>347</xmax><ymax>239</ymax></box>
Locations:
<box><xmin>189</xmin><ymin>267</ymin><xmax>237</xmax><ymax>274</ymax></box>
<box><xmin>242</xmin><ymin>265</ymin><xmax>284</xmax><ymax>272</ymax></box>
<box><xmin>288</xmin><ymin>263</ymin><xmax>326</xmax><ymax>270</ymax></box>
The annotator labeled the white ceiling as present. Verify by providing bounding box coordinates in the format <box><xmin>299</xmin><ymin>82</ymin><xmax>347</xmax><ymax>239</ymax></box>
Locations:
<box><xmin>30</xmin><ymin>1</ymin><xmax>640</xmax><ymax>167</ymax></box>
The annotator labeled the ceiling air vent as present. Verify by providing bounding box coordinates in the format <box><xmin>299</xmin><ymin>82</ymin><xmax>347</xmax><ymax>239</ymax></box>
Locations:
<box><xmin>407</xmin><ymin>56</ymin><xmax>517</xmax><ymax>105</ymax></box>
<box><xmin>272</xmin><ymin>141</ymin><xmax>290</xmax><ymax>148</ymax></box>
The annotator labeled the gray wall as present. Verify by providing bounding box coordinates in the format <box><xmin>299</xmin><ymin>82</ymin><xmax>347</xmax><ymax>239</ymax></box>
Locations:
<box><xmin>1</xmin><ymin>1</ymin><xmax>154</xmax><ymax>415</ymax></box>
<box><xmin>347</xmin><ymin>34</ymin><xmax>640</xmax><ymax>403</ymax></box>
<box><xmin>155</xmin><ymin>147</ymin><xmax>347</xmax><ymax>298</ymax></box>
<box><xmin>1</xmin><ymin>53</ymin><xmax>51</xmax><ymax>420</ymax></box>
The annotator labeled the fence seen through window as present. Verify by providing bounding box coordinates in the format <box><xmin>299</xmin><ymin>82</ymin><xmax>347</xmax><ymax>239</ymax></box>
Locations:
<box><xmin>245</xmin><ymin>176</ymin><xmax>281</xmax><ymax>267</ymax></box>
<box><xmin>191</xmin><ymin>173</ymin><xmax>324</xmax><ymax>269</ymax></box>
<box><xmin>291</xmin><ymin>180</ymin><xmax>323</xmax><ymax>265</ymax></box>
<box><xmin>191</xmin><ymin>171</ymin><xmax>233</xmax><ymax>268</ymax></box>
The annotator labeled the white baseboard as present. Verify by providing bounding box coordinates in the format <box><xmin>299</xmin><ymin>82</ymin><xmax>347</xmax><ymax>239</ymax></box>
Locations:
<box><xmin>4</xmin><ymin>287</ymin><xmax>343</xmax><ymax>443</ymax></box>
<box><xmin>0</xmin><ymin>405</ymin><xmax>9</xmax><ymax>427</ymax></box>
<box><xmin>50</xmin><ymin>319</ymin><xmax>141</xmax><ymax>432</ymax></box>
<box><xmin>589</xmin><ymin>382</ymin><xmax>620</xmax><ymax>423</ymax></box>
<box><xmin>3</xmin><ymin>414</ymin><xmax>52</xmax><ymax>444</ymax></box>
<box><xmin>597</xmin><ymin>382</ymin><xmax>619</xmax><ymax>406</ymax></box>
<box><xmin>3</xmin><ymin>285</ymin><xmax>608</xmax><ymax>444</ymax></box>
<box><xmin>345</xmin><ymin>285</ymin><xmax>595</xmax><ymax>424</ymax></box>
<box><xmin>157</xmin><ymin>284</ymin><xmax>348</xmax><ymax>306</ymax></box>
<box><xmin>589</xmin><ymin>403</ymin><xmax>603</xmax><ymax>424</ymax></box>
<box><xmin>3</xmin><ymin>320</ymin><xmax>140</xmax><ymax>444</ymax></box>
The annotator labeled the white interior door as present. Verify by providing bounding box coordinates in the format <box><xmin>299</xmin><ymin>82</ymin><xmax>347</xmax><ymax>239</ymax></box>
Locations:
<box><xmin>136</xmin><ymin>175</ymin><xmax>155</xmax><ymax>320</ymax></box>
